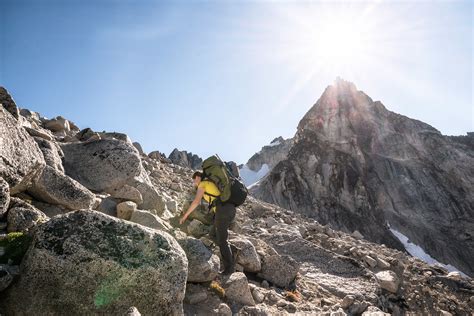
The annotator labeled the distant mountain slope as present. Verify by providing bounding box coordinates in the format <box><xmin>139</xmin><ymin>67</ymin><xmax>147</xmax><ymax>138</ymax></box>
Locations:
<box><xmin>239</xmin><ymin>137</ymin><xmax>294</xmax><ymax>186</ymax></box>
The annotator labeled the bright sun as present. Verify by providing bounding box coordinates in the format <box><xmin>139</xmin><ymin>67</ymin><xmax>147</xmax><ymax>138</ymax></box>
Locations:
<box><xmin>316</xmin><ymin>20</ymin><xmax>365</xmax><ymax>62</ymax></box>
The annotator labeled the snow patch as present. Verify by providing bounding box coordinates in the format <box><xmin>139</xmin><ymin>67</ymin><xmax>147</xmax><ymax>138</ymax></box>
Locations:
<box><xmin>268</xmin><ymin>140</ymin><xmax>281</xmax><ymax>147</ymax></box>
<box><xmin>239</xmin><ymin>164</ymin><xmax>270</xmax><ymax>187</ymax></box>
<box><xmin>389</xmin><ymin>224</ymin><xmax>468</xmax><ymax>277</ymax></box>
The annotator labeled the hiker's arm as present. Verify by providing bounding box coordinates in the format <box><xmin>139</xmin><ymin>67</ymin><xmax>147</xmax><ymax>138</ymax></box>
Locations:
<box><xmin>180</xmin><ymin>188</ymin><xmax>205</xmax><ymax>224</ymax></box>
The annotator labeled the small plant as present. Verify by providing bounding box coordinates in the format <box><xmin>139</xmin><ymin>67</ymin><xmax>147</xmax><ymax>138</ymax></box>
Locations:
<box><xmin>285</xmin><ymin>289</ymin><xmax>302</xmax><ymax>302</ymax></box>
<box><xmin>209</xmin><ymin>280</ymin><xmax>225</xmax><ymax>298</ymax></box>
<box><xmin>0</xmin><ymin>232</ymin><xmax>33</xmax><ymax>265</ymax></box>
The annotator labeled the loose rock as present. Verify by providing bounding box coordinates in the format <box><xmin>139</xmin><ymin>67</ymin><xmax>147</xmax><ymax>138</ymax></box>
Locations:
<box><xmin>116</xmin><ymin>201</ymin><xmax>137</xmax><ymax>220</ymax></box>
<box><xmin>223</xmin><ymin>272</ymin><xmax>255</xmax><ymax>306</ymax></box>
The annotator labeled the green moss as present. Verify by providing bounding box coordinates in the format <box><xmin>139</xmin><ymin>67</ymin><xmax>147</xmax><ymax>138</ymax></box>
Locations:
<box><xmin>0</xmin><ymin>232</ymin><xmax>33</xmax><ymax>265</ymax></box>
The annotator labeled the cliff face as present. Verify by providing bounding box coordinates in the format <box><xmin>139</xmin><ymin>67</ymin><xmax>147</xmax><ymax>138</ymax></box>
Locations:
<box><xmin>246</xmin><ymin>137</ymin><xmax>294</xmax><ymax>172</ymax></box>
<box><xmin>251</xmin><ymin>79</ymin><xmax>474</xmax><ymax>277</ymax></box>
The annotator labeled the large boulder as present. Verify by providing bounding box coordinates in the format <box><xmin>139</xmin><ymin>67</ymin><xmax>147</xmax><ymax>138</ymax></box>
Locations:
<box><xmin>60</xmin><ymin>139</ymin><xmax>143</xmax><ymax>192</ymax></box>
<box><xmin>177</xmin><ymin>236</ymin><xmax>220</xmax><ymax>283</ymax></box>
<box><xmin>0</xmin><ymin>106</ymin><xmax>45</xmax><ymax>193</ymax></box>
<box><xmin>43</xmin><ymin>116</ymin><xmax>70</xmax><ymax>133</ymax></box>
<box><xmin>230</xmin><ymin>236</ymin><xmax>261</xmax><ymax>273</ymax></box>
<box><xmin>249</xmin><ymin>238</ymin><xmax>299</xmax><ymax>288</ymax></box>
<box><xmin>0</xmin><ymin>178</ymin><xmax>10</xmax><ymax>218</ymax></box>
<box><xmin>109</xmin><ymin>184</ymin><xmax>143</xmax><ymax>204</ymax></box>
<box><xmin>375</xmin><ymin>271</ymin><xmax>400</xmax><ymax>293</ymax></box>
<box><xmin>129</xmin><ymin>210</ymin><xmax>171</xmax><ymax>232</ymax></box>
<box><xmin>27</xmin><ymin>165</ymin><xmax>95</xmax><ymax>210</ymax></box>
<box><xmin>132</xmin><ymin>181</ymin><xmax>166</xmax><ymax>214</ymax></box>
<box><xmin>0</xmin><ymin>210</ymin><xmax>188</xmax><ymax>315</ymax></box>
<box><xmin>6</xmin><ymin>198</ymin><xmax>48</xmax><ymax>233</ymax></box>
<box><xmin>222</xmin><ymin>272</ymin><xmax>255</xmax><ymax>306</ymax></box>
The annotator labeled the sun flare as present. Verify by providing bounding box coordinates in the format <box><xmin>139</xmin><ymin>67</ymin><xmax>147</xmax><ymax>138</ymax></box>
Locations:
<box><xmin>315</xmin><ymin>19</ymin><xmax>365</xmax><ymax>62</ymax></box>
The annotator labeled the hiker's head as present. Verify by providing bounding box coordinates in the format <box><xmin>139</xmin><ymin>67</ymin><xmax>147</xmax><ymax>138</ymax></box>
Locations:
<box><xmin>192</xmin><ymin>171</ymin><xmax>203</xmax><ymax>187</ymax></box>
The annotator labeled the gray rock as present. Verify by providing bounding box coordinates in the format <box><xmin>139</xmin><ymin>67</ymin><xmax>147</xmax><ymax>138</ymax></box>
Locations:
<box><xmin>0</xmin><ymin>87</ymin><xmax>20</xmax><ymax>119</ymax></box>
<box><xmin>446</xmin><ymin>271</ymin><xmax>462</xmax><ymax>281</ymax></box>
<box><xmin>187</xmin><ymin>219</ymin><xmax>211</xmax><ymax>238</ymax></box>
<box><xmin>362</xmin><ymin>306</ymin><xmax>390</xmax><ymax>315</ymax></box>
<box><xmin>363</xmin><ymin>255</ymin><xmax>377</xmax><ymax>268</ymax></box>
<box><xmin>168</xmin><ymin>148</ymin><xmax>202</xmax><ymax>170</ymax></box>
<box><xmin>252</xmin><ymin>239</ymin><xmax>299</xmax><ymax>288</ymax></box>
<box><xmin>7</xmin><ymin>198</ymin><xmax>48</xmax><ymax>233</ymax></box>
<box><xmin>1</xmin><ymin>210</ymin><xmax>188</xmax><ymax>315</ymax></box>
<box><xmin>24</xmin><ymin>126</ymin><xmax>53</xmax><ymax>141</ymax></box>
<box><xmin>60</xmin><ymin>139</ymin><xmax>143</xmax><ymax>192</ymax></box>
<box><xmin>132</xmin><ymin>142</ymin><xmax>144</xmax><ymax>155</ymax></box>
<box><xmin>0</xmin><ymin>269</ymin><xmax>13</xmax><ymax>292</ymax></box>
<box><xmin>352</xmin><ymin>230</ymin><xmax>364</xmax><ymax>240</ymax></box>
<box><xmin>148</xmin><ymin>151</ymin><xmax>166</xmax><ymax>161</ymax></box>
<box><xmin>341</xmin><ymin>295</ymin><xmax>355</xmax><ymax>309</ymax></box>
<box><xmin>0</xmin><ymin>106</ymin><xmax>45</xmax><ymax>193</ymax></box>
<box><xmin>230</xmin><ymin>236</ymin><xmax>261</xmax><ymax>272</ymax></box>
<box><xmin>223</xmin><ymin>272</ymin><xmax>255</xmax><ymax>306</ymax></box>
<box><xmin>116</xmin><ymin>201</ymin><xmax>137</xmax><ymax>220</ymax></box>
<box><xmin>27</xmin><ymin>165</ymin><xmax>95</xmax><ymax>210</ymax></box>
<box><xmin>217</xmin><ymin>303</ymin><xmax>232</xmax><ymax>316</ymax></box>
<box><xmin>31</xmin><ymin>200</ymin><xmax>68</xmax><ymax>218</ymax></box>
<box><xmin>166</xmin><ymin>200</ymin><xmax>178</xmax><ymax>213</ymax></box>
<box><xmin>129</xmin><ymin>210</ymin><xmax>171</xmax><ymax>232</ymax></box>
<box><xmin>33</xmin><ymin>137</ymin><xmax>65</xmax><ymax>172</ymax></box>
<box><xmin>375</xmin><ymin>270</ymin><xmax>400</xmax><ymax>293</ymax></box>
<box><xmin>126</xmin><ymin>306</ymin><xmax>141</xmax><ymax>316</ymax></box>
<box><xmin>99</xmin><ymin>132</ymin><xmax>132</xmax><ymax>143</ymax></box>
<box><xmin>132</xmin><ymin>181</ymin><xmax>165</xmax><ymax>214</ymax></box>
<box><xmin>286</xmin><ymin>302</ymin><xmax>297</xmax><ymax>313</ymax></box>
<box><xmin>252</xmin><ymin>288</ymin><xmax>265</xmax><ymax>303</ymax></box>
<box><xmin>109</xmin><ymin>185</ymin><xmax>143</xmax><ymax>204</ymax></box>
<box><xmin>43</xmin><ymin>116</ymin><xmax>70</xmax><ymax>132</ymax></box>
<box><xmin>177</xmin><ymin>236</ymin><xmax>219</xmax><ymax>283</ymax></box>
<box><xmin>96</xmin><ymin>196</ymin><xmax>118</xmax><ymax>216</ymax></box>
<box><xmin>75</xmin><ymin>128</ymin><xmax>98</xmax><ymax>142</ymax></box>
<box><xmin>376</xmin><ymin>257</ymin><xmax>391</xmax><ymax>269</ymax></box>
<box><xmin>184</xmin><ymin>283</ymin><xmax>209</xmax><ymax>305</ymax></box>
<box><xmin>0</xmin><ymin>178</ymin><xmax>10</xmax><ymax>218</ymax></box>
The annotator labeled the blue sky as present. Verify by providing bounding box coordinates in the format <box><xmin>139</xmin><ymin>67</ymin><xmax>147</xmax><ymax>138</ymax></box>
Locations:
<box><xmin>1</xmin><ymin>0</ymin><xmax>472</xmax><ymax>164</ymax></box>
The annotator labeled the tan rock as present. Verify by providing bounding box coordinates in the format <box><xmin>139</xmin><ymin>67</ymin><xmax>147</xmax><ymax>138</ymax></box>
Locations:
<box><xmin>116</xmin><ymin>201</ymin><xmax>137</xmax><ymax>220</ymax></box>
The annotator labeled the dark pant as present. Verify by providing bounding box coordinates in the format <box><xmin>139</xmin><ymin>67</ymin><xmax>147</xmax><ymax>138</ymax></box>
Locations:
<box><xmin>210</xmin><ymin>202</ymin><xmax>236</xmax><ymax>273</ymax></box>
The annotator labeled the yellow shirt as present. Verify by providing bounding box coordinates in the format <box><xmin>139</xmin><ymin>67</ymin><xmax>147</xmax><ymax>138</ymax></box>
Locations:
<box><xmin>198</xmin><ymin>180</ymin><xmax>220</xmax><ymax>211</ymax></box>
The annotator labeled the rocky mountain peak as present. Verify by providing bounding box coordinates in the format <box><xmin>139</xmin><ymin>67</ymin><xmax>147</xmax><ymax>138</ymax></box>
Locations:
<box><xmin>252</xmin><ymin>80</ymin><xmax>474</xmax><ymax>277</ymax></box>
<box><xmin>168</xmin><ymin>148</ymin><xmax>203</xmax><ymax>170</ymax></box>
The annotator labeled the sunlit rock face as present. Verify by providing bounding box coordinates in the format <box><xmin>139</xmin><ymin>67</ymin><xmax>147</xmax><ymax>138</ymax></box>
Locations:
<box><xmin>252</xmin><ymin>78</ymin><xmax>474</xmax><ymax>277</ymax></box>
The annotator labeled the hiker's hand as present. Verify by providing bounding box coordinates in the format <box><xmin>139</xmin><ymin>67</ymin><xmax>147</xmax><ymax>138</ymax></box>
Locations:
<box><xmin>179</xmin><ymin>214</ymin><xmax>188</xmax><ymax>225</ymax></box>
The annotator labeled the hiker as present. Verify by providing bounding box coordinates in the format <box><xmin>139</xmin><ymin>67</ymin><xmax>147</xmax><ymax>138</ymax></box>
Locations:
<box><xmin>180</xmin><ymin>171</ymin><xmax>237</xmax><ymax>275</ymax></box>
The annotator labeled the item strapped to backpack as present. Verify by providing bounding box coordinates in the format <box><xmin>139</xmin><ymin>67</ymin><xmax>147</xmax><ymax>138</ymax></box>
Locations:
<box><xmin>201</xmin><ymin>155</ymin><xmax>248</xmax><ymax>207</ymax></box>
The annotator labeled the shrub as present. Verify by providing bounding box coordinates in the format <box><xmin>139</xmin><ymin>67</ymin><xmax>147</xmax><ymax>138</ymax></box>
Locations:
<box><xmin>0</xmin><ymin>232</ymin><xmax>33</xmax><ymax>265</ymax></box>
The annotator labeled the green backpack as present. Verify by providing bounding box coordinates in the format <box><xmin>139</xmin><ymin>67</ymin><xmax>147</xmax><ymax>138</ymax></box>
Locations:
<box><xmin>201</xmin><ymin>155</ymin><xmax>248</xmax><ymax>206</ymax></box>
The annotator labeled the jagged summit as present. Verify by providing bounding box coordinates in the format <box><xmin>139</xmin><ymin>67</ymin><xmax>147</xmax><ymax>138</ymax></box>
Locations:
<box><xmin>168</xmin><ymin>148</ymin><xmax>203</xmax><ymax>170</ymax></box>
